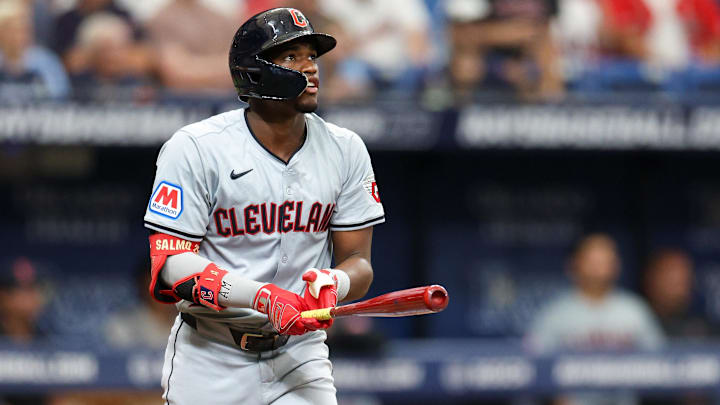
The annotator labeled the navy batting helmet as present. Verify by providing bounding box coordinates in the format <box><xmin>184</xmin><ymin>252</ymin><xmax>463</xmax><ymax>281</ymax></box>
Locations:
<box><xmin>229</xmin><ymin>8</ymin><xmax>336</xmax><ymax>100</ymax></box>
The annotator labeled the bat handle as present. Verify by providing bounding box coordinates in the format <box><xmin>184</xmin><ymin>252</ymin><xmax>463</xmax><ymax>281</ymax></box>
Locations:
<box><xmin>300</xmin><ymin>308</ymin><xmax>333</xmax><ymax>320</ymax></box>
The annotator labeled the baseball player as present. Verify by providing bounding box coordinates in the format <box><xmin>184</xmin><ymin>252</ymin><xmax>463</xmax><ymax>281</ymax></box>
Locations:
<box><xmin>142</xmin><ymin>8</ymin><xmax>384</xmax><ymax>405</ymax></box>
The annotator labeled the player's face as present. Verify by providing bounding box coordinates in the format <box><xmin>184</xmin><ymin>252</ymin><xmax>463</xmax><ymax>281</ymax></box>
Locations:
<box><xmin>266</xmin><ymin>41</ymin><xmax>320</xmax><ymax>113</ymax></box>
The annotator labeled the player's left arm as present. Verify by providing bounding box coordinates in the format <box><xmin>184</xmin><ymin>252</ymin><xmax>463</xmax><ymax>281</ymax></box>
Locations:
<box><xmin>331</xmin><ymin>226</ymin><xmax>374</xmax><ymax>302</ymax></box>
<box><xmin>301</xmin><ymin>128</ymin><xmax>382</xmax><ymax>315</ymax></box>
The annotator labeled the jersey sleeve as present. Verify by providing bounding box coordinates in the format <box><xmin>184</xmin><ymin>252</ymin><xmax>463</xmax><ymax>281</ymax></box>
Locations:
<box><xmin>143</xmin><ymin>131</ymin><xmax>210</xmax><ymax>242</ymax></box>
<box><xmin>330</xmin><ymin>133</ymin><xmax>385</xmax><ymax>231</ymax></box>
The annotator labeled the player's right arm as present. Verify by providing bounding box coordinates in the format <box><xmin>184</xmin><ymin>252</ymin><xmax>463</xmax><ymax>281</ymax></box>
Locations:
<box><xmin>144</xmin><ymin>131</ymin><xmax>311</xmax><ymax>335</ymax></box>
<box><xmin>150</xmin><ymin>238</ymin><xmax>311</xmax><ymax>335</ymax></box>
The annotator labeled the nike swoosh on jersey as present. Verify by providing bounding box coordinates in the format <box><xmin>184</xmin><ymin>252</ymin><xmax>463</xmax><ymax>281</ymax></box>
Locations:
<box><xmin>230</xmin><ymin>169</ymin><xmax>253</xmax><ymax>180</ymax></box>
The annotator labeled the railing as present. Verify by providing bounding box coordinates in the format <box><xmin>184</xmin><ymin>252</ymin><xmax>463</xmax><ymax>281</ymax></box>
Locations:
<box><xmin>3</xmin><ymin>99</ymin><xmax>720</xmax><ymax>150</ymax></box>
<box><xmin>2</xmin><ymin>340</ymin><xmax>720</xmax><ymax>400</ymax></box>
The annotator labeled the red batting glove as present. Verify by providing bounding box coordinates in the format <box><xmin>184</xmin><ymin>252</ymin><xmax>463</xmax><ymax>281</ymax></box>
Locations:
<box><xmin>301</xmin><ymin>269</ymin><xmax>338</xmax><ymax>330</ymax></box>
<box><xmin>252</xmin><ymin>284</ymin><xmax>309</xmax><ymax>335</ymax></box>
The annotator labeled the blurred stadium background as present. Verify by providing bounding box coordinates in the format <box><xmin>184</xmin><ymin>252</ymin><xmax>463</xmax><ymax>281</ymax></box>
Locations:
<box><xmin>3</xmin><ymin>0</ymin><xmax>720</xmax><ymax>404</ymax></box>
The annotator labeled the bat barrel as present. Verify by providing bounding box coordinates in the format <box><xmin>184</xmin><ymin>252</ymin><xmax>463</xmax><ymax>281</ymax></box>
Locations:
<box><xmin>331</xmin><ymin>284</ymin><xmax>449</xmax><ymax>318</ymax></box>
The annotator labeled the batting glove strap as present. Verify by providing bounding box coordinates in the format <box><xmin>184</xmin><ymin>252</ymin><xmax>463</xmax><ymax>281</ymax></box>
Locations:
<box><xmin>252</xmin><ymin>285</ymin><xmax>273</xmax><ymax>314</ymax></box>
<box><xmin>172</xmin><ymin>263</ymin><xmax>228</xmax><ymax>311</ymax></box>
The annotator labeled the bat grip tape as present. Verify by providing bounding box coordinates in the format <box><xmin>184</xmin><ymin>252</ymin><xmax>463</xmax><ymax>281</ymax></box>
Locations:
<box><xmin>300</xmin><ymin>308</ymin><xmax>333</xmax><ymax>320</ymax></box>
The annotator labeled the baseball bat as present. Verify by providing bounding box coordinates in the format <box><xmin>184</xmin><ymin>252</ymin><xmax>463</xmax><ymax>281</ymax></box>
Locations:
<box><xmin>300</xmin><ymin>284</ymin><xmax>448</xmax><ymax>320</ymax></box>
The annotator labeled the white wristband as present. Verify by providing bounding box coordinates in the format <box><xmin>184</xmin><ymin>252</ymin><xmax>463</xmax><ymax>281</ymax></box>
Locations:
<box><xmin>330</xmin><ymin>269</ymin><xmax>351</xmax><ymax>301</ymax></box>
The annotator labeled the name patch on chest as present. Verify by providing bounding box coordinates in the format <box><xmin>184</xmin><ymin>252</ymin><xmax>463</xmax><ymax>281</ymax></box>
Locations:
<box><xmin>149</xmin><ymin>181</ymin><xmax>183</xmax><ymax>219</ymax></box>
<box><xmin>213</xmin><ymin>201</ymin><xmax>335</xmax><ymax>237</ymax></box>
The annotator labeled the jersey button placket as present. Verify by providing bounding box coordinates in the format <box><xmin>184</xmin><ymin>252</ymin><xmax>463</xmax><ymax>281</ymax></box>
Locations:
<box><xmin>279</xmin><ymin>168</ymin><xmax>295</xmax><ymax>268</ymax></box>
<box><xmin>284</xmin><ymin>166</ymin><xmax>297</xmax><ymax>197</ymax></box>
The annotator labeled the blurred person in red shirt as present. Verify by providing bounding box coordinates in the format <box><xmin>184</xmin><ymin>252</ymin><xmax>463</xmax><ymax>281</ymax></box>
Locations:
<box><xmin>677</xmin><ymin>0</ymin><xmax>720</xmax><ymax>62</ymax></box>
<box><xmin>147</xmin><ymin>0</ymin><xmax>237</xmax><ymax>93</ymax></box>
<box><xmin>598</xmin><ymin>0</ymin><xmax>720</xmax><ymax>66</ymax></box>
<box><xmin>242</xmin><ymin>0</ymin><xmax>284</xmax><ymax>18</ymax></box>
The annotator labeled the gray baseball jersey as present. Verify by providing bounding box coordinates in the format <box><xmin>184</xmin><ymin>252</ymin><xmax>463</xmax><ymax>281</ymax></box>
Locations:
<box><xmin>143</xmin><ymin>108</ymin><xmax>385</xmax><ymax>330</ymax></box>
<box><xmin>528</xmin><ymin>290</ymin><xmax>664</xmax><ymax>352</ymax></box>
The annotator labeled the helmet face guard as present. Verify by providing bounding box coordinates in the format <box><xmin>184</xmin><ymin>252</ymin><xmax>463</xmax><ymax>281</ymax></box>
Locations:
<box><xmin>229</xmin><ymin>8</ymin><xmax>337</xmax><ymax>100</ymax></box>
<box><xmin>231</xmin><ymin>56</ymin><xmax>308</xmax><ymax>100</ymax></box>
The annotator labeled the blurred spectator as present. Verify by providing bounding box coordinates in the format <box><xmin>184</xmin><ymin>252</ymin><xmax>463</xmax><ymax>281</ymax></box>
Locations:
<box><xmin>596</xmin><ymin>0</ymin><xmax>720</xmax><ymax>66</ymax></box>
<box><xmin>51</xmin><ymin>0</ymin><xmax>143</xmax><ymax>60</ymax></box>
<box><xmin>320</xmin><ymin>0</ymin><xmax>432</xmax><ymax>93</ymax></box>
<box><xmin>643</xmin><ymin>248</ymin><xmax>718</xmax><ymax>340</ymax></box>
<box><xmin>117</xmin><ymin>0</ymin><xmax>241</xmax><ymax>23</ymax></box>
<box><xmin>439</xmin><ymin>0</ymin><xmax>564</xmax><ymax>102</ymax></box>
<box><xmin>284</xmin><ymin>0</ymin><xmax>367</xmax><ymax>101</ymax></box>
<box><xmin>529</xmin><ymin>233</ymin><xmax>664</xmax><ymax>351</ymax></box>
<box><xmin>528</xmin><ymin>234</ymin><xmax>663</xmax><ymax>405</ymax></box>
<box><xmin>29</xmin><ymin>0</ymin><xmax>56</xmax><ymax>47</ymax></box>
<box><xmin>104</xmin><ymin>259</ymin><xmax>176</xmax><ymax>349</ymax></box>
<box><xmin>677</xmin><ymin>0</ymin><xmax>720</xmax><ymax>64</ymax></box>
<box><xmin>595</xmin><ymin>0</ymin><xmax>654</xmax><ymax>63</ymax></box>
<box><xmin>147</xmin><ymin>0</ymin><xmax>236</xmax><ymax>93</ymax></box>
<box><xmin>0</xmin><ymin>0</ymin><xmax>70</xmax><ymax>102</ymax></box>
<box><xmin>0</xmin><ymin>257</ymin><xmax>49</xmax><ymax>405</ymax></box>
<box><xmin>553</xmin><ymin>0</ymin><xmax>603</xmax><ymax>82</ymax></box>
<box><xmin>575</xmin><ymin>0</ymin><xmax>720</xmax><ymax>92</ymax></box>
<box><xmin>0</xmin><ymin>257</ymin><xmax>47</xmax><ymax>344</ymax></box>
<box><xmin>241</xmin><ymin>0</ymin><xmax>284</xmax><ymax>19</ymax></box>
<box><xmin>68</xmin><ymin>13</ymin><xmax>155</xmax><ymax>103</ymax></box>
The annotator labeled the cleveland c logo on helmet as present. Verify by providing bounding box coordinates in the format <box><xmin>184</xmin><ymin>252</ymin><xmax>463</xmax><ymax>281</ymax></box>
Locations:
<box><xmin>290</xmin><ymin>9</ymin><xmax>308</xmax><ymax>28</ymax></box>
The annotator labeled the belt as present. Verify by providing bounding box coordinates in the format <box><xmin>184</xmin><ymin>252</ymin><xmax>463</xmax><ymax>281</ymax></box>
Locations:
<box><xmin>181</xmin><ymin>313</ymin><xmax>289</xmax><ymax>353</ymax></box>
